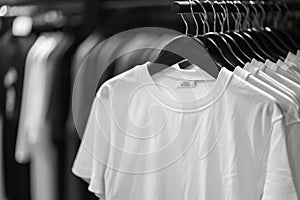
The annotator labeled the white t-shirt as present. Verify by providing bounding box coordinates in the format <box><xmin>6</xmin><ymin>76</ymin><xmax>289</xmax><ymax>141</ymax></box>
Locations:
<box><xmin>73</xmin><ymin>63</ymin><xmax>297</xmax><ymax>200</ymax></box>
<box><xmin>245</xmin><ymin>62</ymin><xmax>300</xmax><ymax>105</ymax></box>
<box><xmin>18</xmin><ymin>34</ymin><xmax>60</xmax><ymax>200</ymax></box>
<box><xmin>234</xmin><ymin>66</ymin><xmax>300</xmax><ymax>196</ymax></box>
<box><xmin>285</xmin><ymin>52</ymin><xmax>300</xmax><ymax>70</ymax></box>
<box><xmin>262</xmin><ymin>60</ymin><xmax>300</xmax><ymax>102</ymax></box>
<box><xmin>274</xmin><ymin>59</ymin><xmax>300</xmax><ymax>85</ymax></box>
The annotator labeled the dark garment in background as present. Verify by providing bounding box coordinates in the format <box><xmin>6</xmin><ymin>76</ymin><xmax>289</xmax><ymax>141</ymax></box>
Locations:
<box><xmin>0</xmin><ymin>31</ymin><xmax>36</xmax><ymax>200</ymax></box>
<box><xmin>65</xmin><ymin>31</ymin><xmax>102</xmax><ymax>200</ymax></box>
<box><xmin>66</xmin><ymin>127</ymin><xmax>99</xmax><ymax>200</ymax></box>
<box><xmin>46</xmin><ymin>36</ymin><xmax>88</xmax><ymax>200</ymax></box>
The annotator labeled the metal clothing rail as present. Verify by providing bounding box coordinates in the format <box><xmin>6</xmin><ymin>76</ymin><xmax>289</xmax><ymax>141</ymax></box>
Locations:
<box><xmin>171</xmin><ymin>1</ymin><xmax>240</xmax><ymax>14</ymax></box>
<box><xmin>171</xmin><ymin>1</ymin><xmax>300</xmax><ymax>14</ymax></box>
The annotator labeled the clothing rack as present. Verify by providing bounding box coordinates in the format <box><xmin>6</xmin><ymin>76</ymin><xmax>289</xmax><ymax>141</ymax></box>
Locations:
<box><xmin>171</xmin><ymin>1</ymin><xmax>241</xmax><ymax>14</ymax></box>
<box><xmin>171</xmin><ymin>1</ymin><xmax>300</xmax><ymax>14</ymax></box>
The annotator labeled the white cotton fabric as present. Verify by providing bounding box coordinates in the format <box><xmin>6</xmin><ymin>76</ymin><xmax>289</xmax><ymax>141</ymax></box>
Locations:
<box><xmin>262</xmin><ymin>60</ymin><xmax>300</xmax><ymax>102</ymax></box>
<box><xmin>234</xmin><ymin>66</ymin><xmax>300</xmax><ymax>196</ymax></box>
<box><xmin>285</xmin><ymin>52</ymin><xmax>300</xmax><ymax>70</ymax></box>
<box><xmin>73</xmin><ymin>63</ymin><xmax>297</xmax><ymax>200</ymax></box>
<box><xmin>16</xmin><ymin>34</ymin><xmax>63</xmax><ymax>200</ymax></box>
<box><xmin>246</xmin><ymin>61</ymin><xmax>300</xmax><ymax>105</ymax></box>
<box><xmin>275</xmin><ymin>60</ymin><xmax>300</xmax><ymax>85</ymax></box>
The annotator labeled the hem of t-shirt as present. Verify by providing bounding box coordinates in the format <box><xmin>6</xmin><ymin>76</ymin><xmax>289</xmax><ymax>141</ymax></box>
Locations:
<box><xmin>72</xmin><ymin>165</ymin><xmax>92</xmax><ymax>179</ymax></box>
<box><xmin>73</xmin><ymin>166</ymin><xmax>105</xmax><ymax>198</ymax></box>
<box><xmin>88</xmin><ymin>178</ymin><xmax>105</xmax><ymax>198</ymax></box>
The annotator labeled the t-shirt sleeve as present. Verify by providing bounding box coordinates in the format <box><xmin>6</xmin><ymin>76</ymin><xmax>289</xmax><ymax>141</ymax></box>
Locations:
<box><xmin>262</xmin><ymin>118</ymin><xmax>299</xmax><ymax>200</ymax></box>
<box><xmin>72</xmin><ymin>89</ymin><xmax>112</xmax><ymax>199</ymax></box>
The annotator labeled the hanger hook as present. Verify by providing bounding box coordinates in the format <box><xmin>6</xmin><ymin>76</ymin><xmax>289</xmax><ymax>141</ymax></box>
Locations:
<box><xmin>256</xmin><ymin>1</ymin><xmax>266</xmax><ymax>27</ymax></box>
<box><xmin>194</xmin><ymin>0</ymin><xmax>208</xmax><ymax>35</ymax></box>
<box><xmin>217</xmin><ymin>1</ymin><xmax>227</xmax><ymax>33</ymax></box>
<box><xmin>205</xmin><ymin>0</ymin><xmax>216</xmax><ymax>32</ymax></box>
<box><xmin>180</xmin><ymin>14</ymin><xmax>189</xmax><ymax>35</ymax></box>
<box><xmin>281</xmin><ymin>2</ymin><xmax>290</xmax><ymax>28</ymax></box>
<box><xmin>236</xmin><ymin>2</ymin><xmax>244</xmax><ymax>30</ymax></box>
<box><xmin>230</xmin><ymin>2</ymin><xmax>240</xmax><ymax>31</ymax></box>
<box><xmin>223</xmin><ymin>1</ymin><xmax>230</xmax><ymax>32</ymax></box>
<box><xmin>274</xmin><ymin>2</ymin><xmax>284</xmax><ymax>28</ymax></box>
<box><xmin>238</xmin><ymin>1</ymin><xmax>250</xmax><ymax>29</ymax></box>
<box><xmin>188</xmin><ymin>0</ymin><xmax>199</xmax><ymax>36</ymax></box>
<box><xmin>249</xmin><ymin>1</ymin><xmax>260</xmax><ymax>28</ymax></box>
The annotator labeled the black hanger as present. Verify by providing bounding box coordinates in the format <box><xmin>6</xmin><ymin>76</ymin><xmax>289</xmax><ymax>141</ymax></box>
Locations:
<box><xmin>263</xmin><ymin>28</ymin><xmax>296</xmax><ymax>54</ymax></box>
<box><xmin>148</xmin><ymin>35</ymin><xmax>219</xmax><ymax>78</ymax></box>
<box><xmin>200</xmin><ymin>2</ymin><xmax>245</xmax><ymax>67</ymax></box>
<box><xmin>223</xmin><ymin>2</ymin><xmax>267</xmax><ymax>62</ymax></box>
<box><xmin>232</xmin><ymin>32</ymin><xmax>271</xmax><ymax>61</ymax></box>
<box><xmin>224</xmin><ymin>32</ymin><xmax>265</xmax><ymax>61</ymax></box>
<box><xmin>204</xmin><ymin>33</ymin><xmax>244</xmax><ymax>66</ymax></box>
<box><xmin>251</xmin><ymin>3</ymin><xmax>291</xmax><ymax>56</ymax></box>
<box><xmin>220</xmin><ymin>34</ymin><xmax>251</xmax><ymax>63</ymax></box>
<box><xmin>193</xmin><ymin>0</ymin><xmax>237</xmax><ymax>70</ymax></box>
<box><xmin>149</xmin><ymin>6</ymin><xmax>220</xmax><ymax>78</ymax></box>
<box><xmin>252</xmin><ymin>3</ymin><xmax>290</xmax><ymax>55</ymax></box>
<box><xmin>272</xmin><ymin>29</ymin><xmax>300</xmax><ymax>51</ymax></box>
<box><xmin>196</xmin><ymin>36</ymin><xmax>235</xmax><ymax>70</ymax></box>
<box><xmin>244</xmin><ymin>30</ymin><xmax>286</xmax><ymax>59</ymax></box>
<box><xmin>266</xmin><ymin>2</ymin><xmax>300</xmax><ymax>51</ymax></box>
<box><xmin>239</xmin><ymin>3</ymin><xmax>281</xmax><ymax>61</ymax></box>
<box><xmin>257</xmin><ymin>2</ymin><xmax>296</xmax><ymax>54</ymax></box>
<box><xmin>214</xmin><ymin>2</ymin><xmax>251</xmax><ymax>64</ymax></box>
<box><xmin>184</xmin><ymin>1</ymin><xmax>236</xmax><ymax>71</ymax></box>
<box><xmin>221</xmin><ymin>20</ymin><xmax>264</xmax><ymax>62</ymax></box>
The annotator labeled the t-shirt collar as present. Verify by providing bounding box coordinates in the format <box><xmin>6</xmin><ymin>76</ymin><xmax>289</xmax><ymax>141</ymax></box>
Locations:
<box><xmin>139</xmin><ymin>62</ymin><xmax>233</xmax><ymax>113</ymax></box>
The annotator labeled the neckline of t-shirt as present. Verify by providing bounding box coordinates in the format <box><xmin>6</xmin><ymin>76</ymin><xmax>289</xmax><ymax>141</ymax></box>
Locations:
<box><xmin>157</xmin><ymin>64</ymin><xmax>216</xmax><ymax>82</ymax></box>
<box><xmin>139</xmin><ymin>62</ymin><xmax>233</xmax><ymax>113</ymax></box>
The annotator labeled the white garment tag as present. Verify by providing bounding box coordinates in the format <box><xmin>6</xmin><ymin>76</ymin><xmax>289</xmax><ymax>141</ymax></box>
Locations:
<box><xmin>177</xmin><ymin>80</ymin><xmax>196</xmax><ymax>88</ymax></box>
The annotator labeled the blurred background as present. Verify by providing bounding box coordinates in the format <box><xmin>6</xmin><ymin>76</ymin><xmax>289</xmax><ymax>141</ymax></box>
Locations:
<box><xmin>0</xmin><ymin>0</ymin><xmax>299</xmax><ymax>200</ymax></box>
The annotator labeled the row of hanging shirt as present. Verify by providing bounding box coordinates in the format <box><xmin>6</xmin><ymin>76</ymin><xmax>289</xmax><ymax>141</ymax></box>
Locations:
<box><xmin>72</xmin><ymin>1</ymin><xmax>300</xmax><ymax>200</ymax></box>
<box><xmin>0</xmin><ymin>26</ymin><xmax>176</xmax><ymax>200</ymax></box>
<box><xmin>15</xmin><ymin>32</ymin><xmax>74</xmax><ymax>200</ymax></box>
<box><xmin>0</xmin><ymin>5</ymin><xmax>182</xmax><ymax>200</ymax></box>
